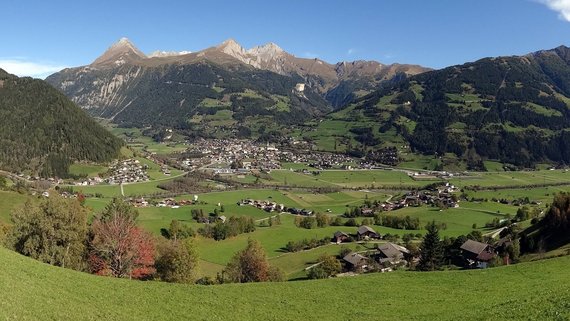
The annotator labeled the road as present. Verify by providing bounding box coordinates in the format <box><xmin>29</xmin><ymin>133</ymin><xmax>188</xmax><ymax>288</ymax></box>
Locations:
<box><xmin>0</xmin><ymin>170</ymin><xmax>33</xmax><ymax>184</ymax></box>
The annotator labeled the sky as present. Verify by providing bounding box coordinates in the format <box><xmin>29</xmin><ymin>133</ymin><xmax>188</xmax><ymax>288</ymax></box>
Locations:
<box><xmin>1</xmin><ymin>0</ymin><xmax>570</xmax><ymax>78</ymax></box>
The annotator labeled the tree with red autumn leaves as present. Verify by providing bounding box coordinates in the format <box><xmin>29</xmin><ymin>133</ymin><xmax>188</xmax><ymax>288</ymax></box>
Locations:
<box><xmin>88</xmin><ymin>198</ymin><xmax>155</xmax><ymax>279</ymax></box>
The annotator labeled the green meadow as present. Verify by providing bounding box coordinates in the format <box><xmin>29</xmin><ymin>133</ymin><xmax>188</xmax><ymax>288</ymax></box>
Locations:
<box><xmin>0</xmin><ymin>246</ymin><xmax>569</xmax><ymax>321</ymax></box>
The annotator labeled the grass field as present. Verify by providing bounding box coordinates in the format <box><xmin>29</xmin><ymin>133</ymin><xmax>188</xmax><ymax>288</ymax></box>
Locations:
<box><xmin>69</xmin><ymin>163</ymin><xmax>109</xmax><ymax>178</ymax></box>
<box><xmin>0</xmin><ymin>191</ymin><xmax>30</xmax><ymax>222</ymax></box>
<box><xmin>1</xmin><ymin>246</ymin><xmax>569</xmax><ymax>321</ymax></box>
<box><xmin>265</xmin><ymin>169</ymin><xmax>424</xmax><ymax>188</ymax></box>
<box><xmin>450</xmin><ymin>170</ymin><xmax>570</xmax><ymax>188</ymax></box>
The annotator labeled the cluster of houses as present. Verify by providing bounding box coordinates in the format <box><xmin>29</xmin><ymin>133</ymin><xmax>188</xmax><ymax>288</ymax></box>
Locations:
<box><xmin>332</xmin><ymin>226</ymin><xmax>413</xmax><ymax>272</ymax></box>
<box><xmin>185</xmin><ymin>139</ymin><xmax>282</xmax><ymax>172</ymax></box>
<box><xmin>128</xmin><ymin>196</ymin><xmax>199</xmax><ymax>209</ymax></box>
<box><xmin>237</xmin><ymin>199</ymin><xmax>285</xmax><ymax>213</ymax></box>
<box><xmin>332</xmin><ymin>225</ymin><xmax>381</xmax><ymax>244</ymax></box>
<box><xmin>331</xmin><ymin>225</ymin><xmax>504</xmax><ymax>273</ymax></box>
<box><xmin>355</xmin><ymin>183</ymin><xmax>460</xmax><ymax>214</ymax></box>
<box><xmin>342</xmin><ymin>242</ymin><xmax>412</xmax><ymax>272</ymax></box>
<box><xmin>396</xmin><ymin>183</ymin><xmax>459</xmax><ymax>209</ymax></box>
<box><xmin>178</xmin><ymin>138</ymin><xmax>364</xmax><ymax>175</ymax></box>
<box><xmin>236</xmin><ymin>198</ymin><xmax>318</xmax><ymax>216</ymax></box>
<box><xmin>281</xmin><ymin>151</ymin><xmax>354</xmax><ymax>169</ymax></box>
<box><xmin>72</xmin><ymin>176</ymin><xmax>104</xmax><ymax>186</ymax></box>
<box><xmin>105</xmin><ymin>159</ymin><xmax>149</xmax><ymax>185</ymax></box>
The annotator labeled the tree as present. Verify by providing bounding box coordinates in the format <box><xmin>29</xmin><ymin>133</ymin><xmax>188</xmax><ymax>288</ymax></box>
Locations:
<box><xmin>506</xmin><ymin>238</ymin><xmax>520</xmax><ymax>263</ymax></box>
<box><xmin>315</xmin><ymin>213</ymin><xmax>330</xmax><ymax>228</ymax></box>
<box><xmin>155</xmin><ymin>239</ymin><xmax>198</xmax><ymax>283</ymax></box>
<box><xmin>88</xmin><ymin>199</ymin><xmax>155</xmax><ymax>279</ymax></box>
<box><xmin>417</xmin><ymin>221</ymin><xmax>443</xmax><ymax>271</ymax></box>
<box><xmin>308</xmin><ymin>255</ymin><xmax>342</xmax><ymax>279</ymax></box>
<box><xmin>166</xmin><ymin>220</ymin><xmax>194</xmax><ymax>241</ymax></box>
<box><xmin>10</xmin><ymin>195</ymin><xmax>88</xmax><ymax>270</ymax></box>
<box><xmin>544</xmin><ymin>192</ymin><xmax>570</xmax><ymax>231</ymax></box>
<box><xmin>224</xmin><ymin>239</ymin><xmax>282</xmax><ymax>283</ymax></box>
<box><xmin>299</xmin><ymin>217</ymin><xmax>316</xmax><ymax>229</ymax></box>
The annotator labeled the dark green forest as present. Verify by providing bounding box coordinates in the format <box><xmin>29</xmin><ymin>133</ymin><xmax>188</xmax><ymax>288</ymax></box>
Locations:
<box><xmin>0</xmin><ymin>69</ymin><xmax>123</xmax><ymax>177</ymax></box>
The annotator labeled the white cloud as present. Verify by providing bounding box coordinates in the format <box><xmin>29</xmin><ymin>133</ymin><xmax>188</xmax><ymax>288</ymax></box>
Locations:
<box><xmin>347</xmin><ymin>48</ymin><xmax>356</xmax><ymax>55</ymax></box>
<box><xmin>539</xmin><ymin>0</ymin><xmax>570</xmax><ymax>21</ymax></box>
<box><xmin>0</xmin><ymin>59</ymin><xmax>67</xmax><ymax>79</ymax></box>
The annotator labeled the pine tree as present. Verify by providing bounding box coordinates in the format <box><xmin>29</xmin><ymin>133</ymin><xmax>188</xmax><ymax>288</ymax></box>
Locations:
<box><xmin>418</xmin><ymin>221</ymin><xmax>443</xmax><ymax>271</ymax></box>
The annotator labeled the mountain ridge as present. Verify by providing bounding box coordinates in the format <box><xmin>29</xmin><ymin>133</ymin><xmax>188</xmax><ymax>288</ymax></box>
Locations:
<box><xmin>46</xmin><ymin>37</ymin><xmax>429</xmax><ymax>129</ymax></box>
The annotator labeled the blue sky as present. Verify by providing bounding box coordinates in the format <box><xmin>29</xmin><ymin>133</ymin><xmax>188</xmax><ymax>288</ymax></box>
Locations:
<box><xmin>1</xmin><ymin>0</ymin><xmax>570</xmax><ymax>78</ymax></box>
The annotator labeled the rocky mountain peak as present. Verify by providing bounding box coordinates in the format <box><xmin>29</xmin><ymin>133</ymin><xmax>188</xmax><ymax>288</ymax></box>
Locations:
<box><xmin>247</xmin><ymin>42</ymin><xmax>285</xmax><ymax>57</ymax></box>
<box><xmin>218</xmin><ymin>38</ymin><xmax>246</xmax><ymax>57</ymax></box>
<box><xmin>91</xmin><ymin>37</ymin><xmax>146</xmax><ymax>67</ymax></box>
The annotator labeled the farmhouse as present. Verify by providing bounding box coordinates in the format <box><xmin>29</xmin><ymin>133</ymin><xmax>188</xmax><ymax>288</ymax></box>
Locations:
<box><xmin>460</xmin><ymin>239</ymin><xmax>497</xmax><ymax>269</ymax></box>
<box><xmin>343</xmin><ymin>252</ymin><xmax>368</xmax><ymax>272</ymax></box>
<box><xmin>357</xmin><ymin>225</ymin><xmax>380</xmax><ymax>240</ymax></box>
<box><xmin>375</xmin><ymin>242</ymin><xmax>410</xmax><ymax>266</ymax></box>
<box><xmin>332</xmin><ymin>231</ymin><xmax>350</xmax><ymax>243</ymax></box>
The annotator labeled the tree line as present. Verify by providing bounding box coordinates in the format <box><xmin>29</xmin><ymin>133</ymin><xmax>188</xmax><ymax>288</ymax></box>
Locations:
<box><xmin>2</xmin><ymin>196</ymin><xmax>282</xmax><ymax>284</ymax></box>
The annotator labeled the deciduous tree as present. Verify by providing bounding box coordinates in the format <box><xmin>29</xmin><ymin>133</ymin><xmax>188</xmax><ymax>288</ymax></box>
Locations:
<box><xmin>10</xmin><ymin>195</ymin><xmax>88</xmax><ymax>270</ymax></box>
<box><xmin>155</xmin><ymin>239</ymin><xmax>198</xmax><ymax>283</ymax></box>
<box><xmin>88</xmin><ymin>198</ymin><xmax>155</xmax><ymax>279</ymax></box>
<box><xmin>224</xmin><ymin>239</ymin><xmax>282</xmax><ymax>283</ymax></box>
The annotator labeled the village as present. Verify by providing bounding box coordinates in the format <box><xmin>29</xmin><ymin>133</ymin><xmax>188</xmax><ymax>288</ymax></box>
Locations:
<box><xmin>176</xmin><ymin>138</ymin><xmax>358</xmax><ymax>174</ymax></box>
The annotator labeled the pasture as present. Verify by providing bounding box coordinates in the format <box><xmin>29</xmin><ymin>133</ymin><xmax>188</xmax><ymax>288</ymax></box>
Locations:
<box><xmin>1</xmin><ymin>246</ymin><xmax>569</xmax><ymax>320</ymax></box>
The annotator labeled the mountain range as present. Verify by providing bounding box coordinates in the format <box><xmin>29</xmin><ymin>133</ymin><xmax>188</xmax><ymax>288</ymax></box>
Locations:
<box><xmin>46</xmin><ymin>38</ymin><xmax>428</xmax><ymax>131</ymax></box>
<box><xmin>45</xmin><ymin>38</ymin><xmax>570</xmax><ymax>167</ymax></box>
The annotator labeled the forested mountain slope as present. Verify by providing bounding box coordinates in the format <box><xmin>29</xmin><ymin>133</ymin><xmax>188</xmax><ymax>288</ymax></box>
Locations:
<box><xmin>347</xmin><ymin>45</ymin><xmax>570</xmax><ymax>167</ymax></box>
<box><xmin>0</xmin><ymin>69</ymin><xmax>122</xmax><ymax>177</ymax></box>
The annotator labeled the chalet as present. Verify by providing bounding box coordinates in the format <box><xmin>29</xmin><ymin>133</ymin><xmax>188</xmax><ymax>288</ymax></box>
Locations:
<box><xmin>357</xmin><ymin>225</ymin><xmax>380</xmax><ymax>240</ymax></box>
<box><xmin>218</xmin><ymin>215</ymin><xmax>227</xmax><ymax>223</ymax></box>
<box><xmin>343</xmin><ymin>252</ymin><xmax>368</xmax><ymax>272</ymax></box>
<box><xmin>375</xmin><ymin>243</ymin><xmax>410</xmax><ymax>266</ymax></box>
<box><xmin>131</xmin><ymin>197</ymin><xmax>149</xmax><ymax>207</ymax></box>
<box><xmin>460</xmin><ymin>239</ymin><xmax>497</xmax><ymax>269</ymax></box>
<box><xmin>332</xmin><ymin>231</ymin><xmax>350</xmax><ymax>243</ymax></box>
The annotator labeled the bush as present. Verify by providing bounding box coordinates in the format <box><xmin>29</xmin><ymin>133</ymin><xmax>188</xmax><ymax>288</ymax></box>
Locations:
<box><xmin>374</xmin><ymin>214</ymin><xmax>420</xmax><ymax>230</ymax></box>
<box><xmin>155</xmin><ymin>239</ymin><xmax>198</xmax><ymax>283</ymax></box>
<box><xmin>345</xmin><ymin>218</ymin><xmax>358</xmax><ymax>227</ymax></box>
<box><xmin>285</xmin><ymin>237</ymin><xmax>330</xmax><ymax>252</ymax></box>
<box><xmin>198</xmin><ymin>216</ymin><xmax>255</xmax><ymax>240</ymax></box>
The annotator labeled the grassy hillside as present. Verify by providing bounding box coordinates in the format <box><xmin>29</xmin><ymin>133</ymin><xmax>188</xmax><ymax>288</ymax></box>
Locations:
<box><xmin>1</xmin><ymin>247</ymin><xmax>569</xmax><ymax>320</ymax></box>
